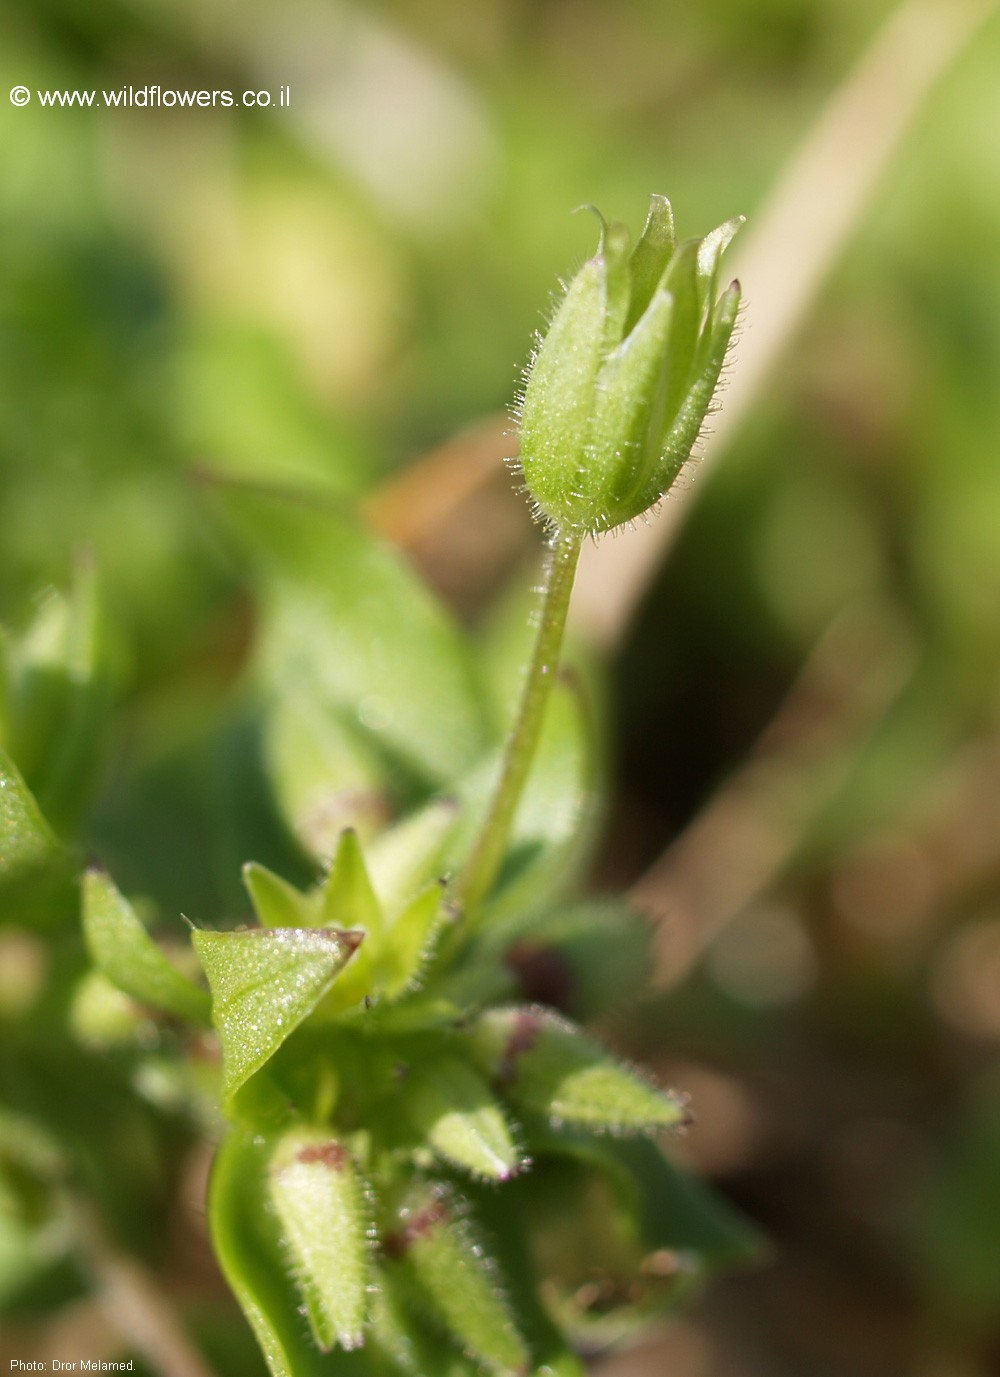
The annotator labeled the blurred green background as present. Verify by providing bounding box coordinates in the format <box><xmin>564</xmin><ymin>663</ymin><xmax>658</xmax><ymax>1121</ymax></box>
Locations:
<box><xmin>2</xmin><ymin>0</ymin><xmax>1000</xmax><ymax>1373</ymax></box>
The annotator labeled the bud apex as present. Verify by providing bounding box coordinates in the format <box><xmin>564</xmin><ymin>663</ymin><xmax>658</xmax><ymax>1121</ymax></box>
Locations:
<box><xmin>518</xmin><ymin>196</ymin><xmax>742</xmax><ymax>535</ymax></box>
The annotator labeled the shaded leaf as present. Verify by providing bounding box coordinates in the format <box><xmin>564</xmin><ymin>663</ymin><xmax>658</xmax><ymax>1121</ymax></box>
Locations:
<box><xmin>523</xmin><ymin>1115</ymin><xmax>764</xmax><ymax>1268</ymax></box>
<box><xmin>219</xmin><ymin>489</ymin><xmax>489</xmax><ymax>789</ymax></box>
<box><xmin>475</xmin><ymin>897</ymin><xmax>653</xmax><ymax>1020</ymax></box>
<box><xmin>0</xmin><ymin>748</ymin><xmax>70</xmax><ymax>903</ymax></box>
<box><xmin>83</xmin><ymin>869</ymin><xmax>210</xmax><ymax>1024</ymax></box>
<box><xmin>243</xmin><ymin>860</ymin><xmax>319</xmax><ymax>929</ymax></box>
<box><xmin>378</xmin><ymin>883</ymin><xmax>446</xmax><ymax>1000</ymax></box>
<box><xmin>320</xmin><ymin>830</ymin><xmax>384</xmax><ymax>1009</ymax></box>
<box><xmin>366</xmin><ymin>797</ymin><xmax>460</xmax><ymax>915</ymax></box>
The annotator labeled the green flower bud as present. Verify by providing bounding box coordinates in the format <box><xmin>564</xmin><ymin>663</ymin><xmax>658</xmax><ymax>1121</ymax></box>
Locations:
<box><xmin>517</xmin><ymin>196</ymin><xmax>742</xmax><ymax>535</ymax></box>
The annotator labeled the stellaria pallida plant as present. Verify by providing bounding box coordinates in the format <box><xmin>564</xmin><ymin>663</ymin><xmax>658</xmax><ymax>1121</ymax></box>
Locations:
<box><xmin>0</xmin><ymin>196</ymin><xmax>759</xmax><ymax>1377</ymax></box>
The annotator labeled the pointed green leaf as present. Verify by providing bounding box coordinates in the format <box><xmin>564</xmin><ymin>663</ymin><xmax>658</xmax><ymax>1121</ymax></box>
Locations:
<box><xmin>82</xmin><ymin>870</ymin><xmax>209</xmax><ymax>1024</ymax></box>
<box><xmin>0</xmin><ymin>748</ymin><xmax>69</xmax><ymax>894</ymax></box>
<box><xmin>268</xmin><ymin>1126</ymin><xmax>370</xmax><ymax>1352</ymax></box>
<box><xmin>658</xmin><ymin>238</ymin><xmax>702</xmax><ymax>434</ymax></box>
<box><xmin>366</xmin><ymin>798</ymin><xmax>459</xmax><ymax>915</ymax></box>
<box><xmin>588</xmin><ymin>287</ymin><xmax>675</xmax><ymax>529</ymax></box>
<box><xmin>518</xmin><ymin>254</ymin><xmax>608</xmax><ymax>531</ymax></box>
<box><xmin>192</xmin><ymin>925</ymin><xmax>363</xmax><ymax>1099</ymax></box>
<box><xmin>405</xmin><ymin>1057</ymin><xmax>521</xmax><ymax>1181</ymax></box>
<box><xmin>386</xmin><ymin>1182</ymin><xmax>528</xmax><ymax>1376</ymax></box>
<box><xmin>695</xmin><ymin>215</ymin><xmax>744</xmax><ymax>318</ymax></box>
<box><xmin>320</xmin><ymin>830</ymin><xmax>384</xmax><ymax>1009</ymax></box>
<box><xmin>625</xmin><ymin>193</ymin><xmax>676</xmax><ymax>334</ymax></box>
<box><xmin>378</xmin><ymin>883</ymin><xmax>446</xmax><ymax>999</ymax></box>
<box><xmin>471</xmin><ymin>1007</ymin><xmax>685</xmax><ymax>1132</ymax></box>
<box><xmin>639</xmin><ymin>276</ymin><xmax>740</xmax><ymax>512</ymax></box>
<box><xmin>598</xmin><ymin>218</ymin><xmax>632</xmax><ymax>353</ymax></box>
<box><xmin>322</xmin><ymin>829</ymin><xmax>383</xmax><ymax>935</ymax></box>
<box><xmin>243</xmin><ymin>861</ymin><xmax>319</xmax><ymax>929</ymax></box>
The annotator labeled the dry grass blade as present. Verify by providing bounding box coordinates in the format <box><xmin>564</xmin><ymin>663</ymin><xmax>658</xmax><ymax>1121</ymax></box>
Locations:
<box><xmin>570</xmin><ymin>0</ymin><xmax>999</xmax><ymax>650</ymax></box>
<box><xmin>631</xmin><ymin>601</ymin><xmax>916</xmax><ymax>988</ymax></box>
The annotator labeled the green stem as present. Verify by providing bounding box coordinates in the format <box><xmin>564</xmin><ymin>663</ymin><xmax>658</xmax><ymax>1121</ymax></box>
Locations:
<box><xmin>456</xmin><ymin>529</ymin><xmax>582</xmax><ymax>915</ymax></box>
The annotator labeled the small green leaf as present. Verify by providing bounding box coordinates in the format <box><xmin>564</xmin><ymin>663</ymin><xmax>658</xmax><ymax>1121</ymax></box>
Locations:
<box><xmin>82</xmin><ymin>869</ymin><xmax>209</xmax><ymax>1024</ymax></box>
<box><xmin>625</xmin><ymin>193</ymin><xmax>676</xmax><ymax>333</ymax></box>
<box><xmin>471</xmin><ymin>1007</ymin><xmax>685</xmax><ymax>1132</ymax></box>
<box><xmin>243</xmin><ymin>861</ymin><xmax>319</xmax><ymax>928</ymax></box>
<box><xmin>192</xmin><ymin>925</ymin><xmax>363</xmax><ymax>1100</ymax></box>
<box><xmin>695</xmin><ymin>215</ymin><xmax>744</xmax><ymax>317</ymax></box>
<box><xmin>378</xmin><ymin>883</ymin><xmax>446</xmax><ymax>1000</ymax></box>
<box><xmin>320</xmin><ymin>830</ymin><xmax>384</xmax><ymax>1009</ymax></box>
<box><xmin>268</xmin><ymin>1126</ymin><xmax>370</xmax><ymax>1352</ymax></box>
<box><xmin>405</xmin><ymin>1057</ymin><xmax>521</xmax><ymax>1181</ymax></box>
<box><xmin>322</xmin><ymin>829</ymin><xmax>383</xmax><ymax>936</ymax></box>
<box><xmin>366</xmin><ymin>798</ymin><xmax>459</xmax><ymax>914</ymax></box>
<box><xmin>385</xmin><ymin>1182</ymin><xmax>528</xmax><ymax>1376</ymax></box>
<box><xmin>0</xmin><ymin>748</ymin><xmax>69</xmax><ymax>899</ymax></box>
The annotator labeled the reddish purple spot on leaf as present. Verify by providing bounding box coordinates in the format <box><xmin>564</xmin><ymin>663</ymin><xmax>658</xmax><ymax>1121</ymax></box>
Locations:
<box><xmin>500</xmin><ymin>1012</ymin><xmax>542</xmax><ymax>1082</ymax></box>
<box><xmin>383</xmin><ymin>1198</ymin><xmax>449</xmax><ymax>1259</ymax></box>
<box><xmin>505</xmin><ymin>940</ymin><xmax>575</xmax><ymax>1011</ymax></box>
<box><xmin>296</xmin><ymin>1140</ymin><xmax>350</xmax><ymax>1171</ymax></box>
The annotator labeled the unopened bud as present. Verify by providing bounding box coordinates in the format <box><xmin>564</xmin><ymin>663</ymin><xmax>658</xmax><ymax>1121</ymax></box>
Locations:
<box><xmin>518</xmin><ymin>196</ymin><xmax>742</xmax><ymax>535</ymax></box>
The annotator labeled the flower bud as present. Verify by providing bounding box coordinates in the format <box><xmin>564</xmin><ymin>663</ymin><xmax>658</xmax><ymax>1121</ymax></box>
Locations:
<box><xmin>518</xmin><ymin>196</ymin><xmax>742</xmax><ymax>535</ymax></box>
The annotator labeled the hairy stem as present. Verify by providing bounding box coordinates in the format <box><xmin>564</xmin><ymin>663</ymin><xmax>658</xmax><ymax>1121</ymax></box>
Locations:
<box><xmin>456</xmin><ymin>529</ymin><xmax>582</xmax><ymax>914</ymax></box>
